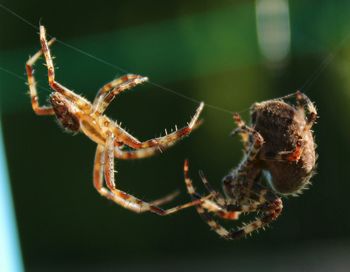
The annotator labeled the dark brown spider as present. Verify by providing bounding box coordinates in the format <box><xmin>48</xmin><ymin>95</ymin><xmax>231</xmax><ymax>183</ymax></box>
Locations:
<box><xmin>26</xmin><ymin>25</ymin><xmax>206</xmax><ymax>215</ymax></box>
<box><xmin>184</xmin><ymin>91</ymin><xmax>317</xmax><ymax>239</ymax></box>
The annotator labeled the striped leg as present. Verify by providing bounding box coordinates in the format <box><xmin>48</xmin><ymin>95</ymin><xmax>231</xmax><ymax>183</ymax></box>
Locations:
<box><xmin>25</xmin><ymin>38</ymin><xmax>56</xmax><ymax>115</ymax></box>
<box><xmin>184</xmin><ymin>160</ymin><xmax>233</xmax><ymax>238</ymax></box>
<box><xmin>198</xmin><ymin>170</ymin><xmax>261</xmax><ymax>216</ymax></box>
<box><xmin>114</xmin><ymin>142</ymin><xmax>179</xmax><ymax>160</ymax></box>
<box><xmin>39</xmin><ymin>25</ymin><xmax>91</xmax><ymax>112</ymax></box>
<box><xmin>78</xmin><ymin>102</ymin><xmax>203</xmax><ymax>153</ymax></box>
<box><xmin>144</xmin><ymin>102</ymin><xmax>204</xmax><ymax>148</ymax></box>
<box><xmin>184</xmin><ymin>161</ymin><xmax>283</xmax><ymax>239</ymax></box>
<box><xmin>263</xmin><ymin>135</ymin><xmax>304</xmax><ymax>162</ymax></box>
<box><xmin>93</xmin><ymin>144</ymin><xmax>180</xmax><ymax>211</ymax></box>
<box><xmin>231</xmin><ymin>113</ymin><xmax>250</xmax><ymax>152</ymax></box>
<box><xmin>223</xmin><ymin>119</ymin><xmax>264</xmax><ymax>203</ymax></box>
<box><xmin>92</xmin><ymin>74</ymin><xmax>148</xmax><ymax>115</ymax></box>
<box><xmin>279</xmin><ymin>91</ymin><xmax>317</xmax><ymax>128</ymax></box>
<box><xmin>228</xmin><ymin>197</ymin><xmax>283</xmax><ymax>239</ymax></box>
<box><xmin>94</xmin><ymin>135</ymin><xmax>172</xmax><ymax>213</ymax></box>
<box><xmin>231</xmin><ymin>113</ymin><xmax>264</xmax><ymax>162</ymax></box>
<box><xmin>114</xmin><ymin>146</ymin><xmax>161</xmax><ymax>160</ymax></box>
<box><xmin>95</xmin><ymin>134</ymin><xmax>207</xmax><ymax>215</ymax></box>
<box><xmin>295</xmin><ymin>91</ymin><xmax>317</xmax><ymax>129</ymax></box>
<box><xmin>114</xmin><ymin>101</ymin><xmax>204</xmax><ymax>150</ymax></box>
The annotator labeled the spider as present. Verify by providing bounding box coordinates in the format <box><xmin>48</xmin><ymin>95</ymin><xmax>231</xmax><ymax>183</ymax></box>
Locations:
<box><xmin>183</xmin><ymin>91</ymin><xmax>317</xmax><ymax>239</ymax></box>
<box><xmin>25</xmin><ymin>25</ymin><xmax>205</xmax><ymax>215</ymax></box>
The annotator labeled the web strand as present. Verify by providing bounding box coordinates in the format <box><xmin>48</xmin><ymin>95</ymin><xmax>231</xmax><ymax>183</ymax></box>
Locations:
<box><xmin>0</xmin><ymin>3</ymin><xmax>236</xmax><ymax>116</ymax></box>
<box><xmin>0</xmin><ymin>66</ymin><xmax>55</xmax><ymax>93</ymax></box>
<box><xmin>299</xmin><ymin>26</ymin><xmax>350</xmax><ymax>92</ymax></box>
<box><xmin>2</xmin><ymin>3</ymin><xmax>349</xmax><ymax>115</ymax></box>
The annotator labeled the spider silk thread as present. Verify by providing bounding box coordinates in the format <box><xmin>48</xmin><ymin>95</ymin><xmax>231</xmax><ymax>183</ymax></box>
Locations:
<box><xmin>1</xmin><ymin>2</ymin><xmax>349</xmax><ymax>114</ymax></box>
<box><xmin>0</xmin><ymin>3</ymin><xmax>241</xmax><ymax>116</ymax></box>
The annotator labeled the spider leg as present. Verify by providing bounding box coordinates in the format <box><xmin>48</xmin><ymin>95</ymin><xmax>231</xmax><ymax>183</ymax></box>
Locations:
<box><xmin>95</xmin><ymin>133</ymin><xmax>205</xmax><ymax>214</ymax></box>
<box><xmin>115</xmin><ymin>101</ymin><xmax>204</xmax><ymax>150</ymax></box>
<box><xmin>184</xmin><ymin>160</ymin><xmax>232</xmax><ymax>237</ymax></box>
<box><xmin>278</xmin><ymin>91</ymin><xmax>317</xmax><ymax>129</ymax></box>
<box><xmin>39</xmin><ymin>25</ymin><xmax>91</xmax><ymax>112</ymax></box>
<box><xmin>262</xmin><ymin>135</ymin><xmax>304</xmax><ymax>162</ymax></box>
<box><xmin>25</xmin><ymin>38</ymin><xmax>56</xmax><ymax>115</ymax></box>
<box><xmin>114</xmin><ymin>140</ymin><xmax>182</xmax><ymax>160</ymax></box>
<box><xmin>225</xmin><ymin>118</ymin><xmax>264</xmax><ymax>181</ymax></box>
<box><xmin>231</xmin><ymin>113</ymin><xmax>304</xmax><ymax>162</ymax></box>
<box><xmin>92</xmin><ymin>74</ymin><xmax>148</xmax><ymax>115</ymax></box>
<box><xmin>231</xmin><ymin>113</ymin><xmax>250</xmax><ymax>152</ymax></box>
<box><xmin>98</xmin><ymin>133</ymin><xmax>168</xmax><ymax>213</ymax></box>
<box><xmin>184</xmin><ymin>161</ymin><xmax>283</xmax><ymax>239</ymax></box>
<box><xmin>147</xmin><ymin>190</ymin><xmax>180</xmax><ymax>207</ymax></box>
<box><xmin>228</xmin><ymin>197</ymin><xmax>283</xmax><ymax>239</ymax></box>
<box><xmin>94</xmin><ymin>145</ymin><xmax>179</xmax><ymax>209</ymax></box>
<box><xmin>224</xmin><ymin>117</ymin><xmax>263</xmax><ymax>174</ymax></box>
<box><xmin>295</xmin><ymin>91</ymin><xmax>318</xmax><ymax>129</ymax></box>
<box><xmin>114</xmin><ymin>146</ymin><xmax>161</xmax><ymax>160</ymax></box>
<box><xmin>198</xmin><ymin>170</ymin><xmax>269</xmax><ymax>219</ymax></box>
<box><xmin>78</xmin><ymin>104</ymin><xmax>202</xmax><ymax>153</ymax></box>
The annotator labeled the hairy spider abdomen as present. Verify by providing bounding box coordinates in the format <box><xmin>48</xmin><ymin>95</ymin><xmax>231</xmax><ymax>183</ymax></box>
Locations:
<box><xmin>252</xmin><ymin>99</ymin><xmax>316</xmax><ymax>194</ymax></box>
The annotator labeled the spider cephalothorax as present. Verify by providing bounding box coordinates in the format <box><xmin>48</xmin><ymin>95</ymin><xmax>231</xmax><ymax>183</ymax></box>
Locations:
<box><xmin>184</xmin><ymin>92</ymin><xmax>317</xmax><ymax>239</ymax></box>
<box><xmin>26</xmin><ymin>25</ymin><xmax>206</xmax><ymax>215</ymax></box>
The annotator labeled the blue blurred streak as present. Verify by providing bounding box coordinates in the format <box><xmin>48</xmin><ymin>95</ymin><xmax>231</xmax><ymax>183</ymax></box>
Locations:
<box><xmin>0</xmin><ymin>118</ymin><xmax>24</xmax><ymax>272</ymax></box>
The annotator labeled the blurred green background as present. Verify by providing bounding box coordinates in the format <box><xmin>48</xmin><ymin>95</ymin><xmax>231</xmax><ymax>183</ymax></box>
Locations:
<box><xmin>1</xmin><ymin>0</ymin><xmax>350</xmax><ymax>271</ymax></box>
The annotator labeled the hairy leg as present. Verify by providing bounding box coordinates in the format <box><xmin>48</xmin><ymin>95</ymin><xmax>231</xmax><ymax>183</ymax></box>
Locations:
<box><xmin>39</xmin><ymin>25</ymin><xmax>92</xmax><ymax>113</ymax></box>
<box><xmin>25</xmin><ymin>38</ymin><xmax>56</xmax><ymax>115</ymax></box>
<box><xmin>92</xmin><ymin>74</ymin><xmax>148</xmax><ymax>115</ymax></box>
<box><xmin>279</xmin><ymin>91</ymin><xmax>317</xmax><ymax>129</ymax></box>
<box><xmin>94</xmin><ymin>134</ymin><xmax>206</xmax><ymax>215</ymax></box>
<box><xmin>231</xmin><ymin>113</ymin><xmax>250</xmax><ymax>152</ymax></box>
<box><xmin>184</xmin><ymin>160</ymin><xmax>283</xmax><ymax>239</ymax></box>
<box><xmin>114</xmin><ymin>102</ymin><xmax>204</xmax><ymax>150</ymax></box>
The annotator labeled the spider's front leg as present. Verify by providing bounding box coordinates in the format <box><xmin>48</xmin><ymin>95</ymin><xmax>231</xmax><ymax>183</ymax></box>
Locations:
<box><xmin>295</xmin><ymin>91</ymin><xmax>318</xmax><ymax>129</ymax></box>
<box><xmin>26</xmin><ymin>38</ymin><xmax>56</xmax><ymax>115</ymax></box>
<box><xmin>39</xmin><ymin>25</ymin><xmax>91</xmax><ymax>112</ymax></box>
<box><xmin>90</xmin><ymin>70</ymin><xmax>204</xmax><ymax>152</ymax></box>
<box><xmin>279</xmin><ymin>91</ymin><xmax>318</xmax><ymax>129</ymax></box>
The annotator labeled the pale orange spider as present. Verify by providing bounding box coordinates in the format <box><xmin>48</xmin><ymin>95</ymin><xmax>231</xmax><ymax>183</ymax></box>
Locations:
<box><xmin>26</xmin><ymin>25</ymin><xmax>205</xmax><ymax>215</ymax></box>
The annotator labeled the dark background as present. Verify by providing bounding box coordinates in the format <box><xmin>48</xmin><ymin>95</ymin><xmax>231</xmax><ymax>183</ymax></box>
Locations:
<box><xmin>1</xmin><ymin>0</ymin><xmax>350</xmax><ymax>271</ymax></box>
